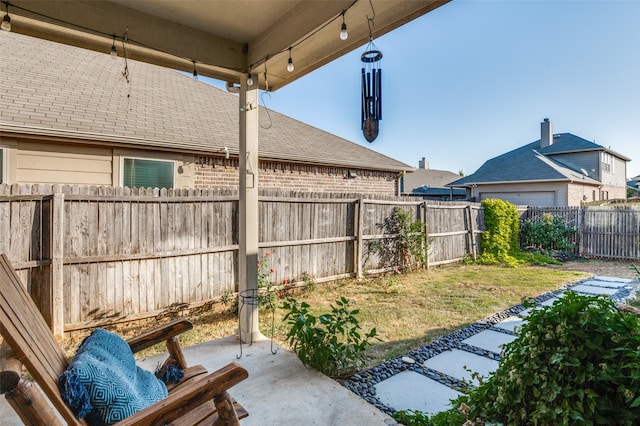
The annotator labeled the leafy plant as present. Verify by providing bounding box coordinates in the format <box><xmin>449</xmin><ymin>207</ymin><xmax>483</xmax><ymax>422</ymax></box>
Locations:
<box><xmin>369</xmin><ymin>206</ymin><xmax>426</xmax><ymax>270</ymax></box>
<box><xmin>392</xmin><ymin>408</ymin><xmax>466</xmax><ymax>426</ymax></box>
<box><xmin>257</xmin><ymin>252</ymin><xmax>278</xmax><ymax>311</ymax></box>
<box><xmin>520</xmin><ymin>212</ymin><xmax>575</xmax><ymax>252</ymax></box>
<box><xmin>220</xmin><ymin>289</ymin><xmax>238</xmax><ymax>314</ymax></box>
<box><xmin>480</xmin><ymin>198</ymin><xmax>521</xmax><ymax>265</ymax></box>
<box><xmin>449</xmin><ymin>292</ymin><xmax>640</xmax><ymax>424</ymax></box>
<box><xmin>281</xmin><ymin>296</ymin><xmax>378</xmax><ymax>377</ymax></box>
<box><xmin>300</xmin><ymin>271</ymin><xmax>316</xmax><ymax>293</ymax></box>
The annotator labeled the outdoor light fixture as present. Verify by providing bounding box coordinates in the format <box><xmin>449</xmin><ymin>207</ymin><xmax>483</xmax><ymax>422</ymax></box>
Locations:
<box><xmin>287</xmin><ymin>47</ymin><xmax>294</xmax><ymax>72</ymax></box>
<box><xmin>246</xmin><ymin>73</ymin><xmax>254</xmax><ymax>86</ymax></box>
<box><xmin>1</xmin><ymin>2</ymin><xmax>11</xmax><ymax>32</ymax></box>
<box><xmin>340</xmin><ymin>12</ymin><xmax>348</xmax><ymax>40</ymax></box>
<box><xmin>110</xmin><ymin>35</ymin><xmax>117</xmax><ymax>58</ymax></box>
<box><xmin>192</xmin><ymin>60</ymin><xmax>198</xmax><ymax>81</ymax></box>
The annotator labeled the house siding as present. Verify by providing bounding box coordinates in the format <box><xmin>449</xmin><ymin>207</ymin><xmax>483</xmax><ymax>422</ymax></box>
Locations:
<box><xmin>1</xmin><ymin>140</ymin><xmax>399</xmax><ymax>195</ymax></box>
<box><xmin>551</xmin><ymin>151</ymin><xmax>600</xmax><ymax>178</ymax></box>
<box><xmin>14</xmin><ymin>140</ymin><xmax>113</xmax><ymax>185</ymax></box>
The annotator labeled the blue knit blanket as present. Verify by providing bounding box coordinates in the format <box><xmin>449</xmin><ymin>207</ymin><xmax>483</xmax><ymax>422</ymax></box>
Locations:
<box><xmin>58</xmin><ymin>328</ymin><xmax>168</xmax><ymax>425</ymax></box>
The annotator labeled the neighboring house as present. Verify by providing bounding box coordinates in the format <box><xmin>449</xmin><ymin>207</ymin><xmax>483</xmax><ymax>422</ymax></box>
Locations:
<box><xmin>447</xmin><ymin>119</ymin><xmax>631</xmax><ymax>206</ymax></box>
<box><xmin>401</xmin><ymin>157</ymin><xmax>466</xmax><ymax>200</ymax></box>
<box><xmin>629</xmin><ymin>175</ymin><xmax>640</xmax><ymax>197</ymax></box>
<box><xmin>0</xmin><ymin>32</ymin><xmax>411</xmax><ymax>195</ymax></box>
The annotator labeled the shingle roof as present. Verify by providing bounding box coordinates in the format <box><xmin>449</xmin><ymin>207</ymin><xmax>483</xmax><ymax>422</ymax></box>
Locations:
<box><xmin>0</xmin><ymin>32</ymin><xmax>411</xmax><ymax>172</ymax></box>
<box><xmin>448</xmin><ymin>134</ymin><xmax>621</xmax><ymax>187</ymax></box>
<box><xmin>402</xmin><ymin>168</ymin><xmax>462</xmax><ymax>194</ymax></box>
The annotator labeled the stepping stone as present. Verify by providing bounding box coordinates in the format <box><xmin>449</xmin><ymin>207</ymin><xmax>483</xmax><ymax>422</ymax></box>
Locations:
<box><xmin>423</xmin><ymin>349</ymin><xmax>499</xmax><ymax>385</ymax></box>
<box><xmin>540</xmin><ymin>297</ymin><xmax>562</xmax><ymax>307</ymax></box>
<box><xmin>462</xmin><ymin>330</ymin><xmax>517</xmax><ymax>354</ymax></box>
<box><xmin>375</xmin><ymin>371</ymin><xmax>463</xmax><ymax>415</ymax></box>
<box><xmin>580</xmin><ymin>279</ymin><xmax>630</xmax><ymax>289</ymax></box>
<box><xmin>494</xmin><ymin>316</ymin><xmax>526</xmax><ymax>333</ymax></box>
<box><xmin>569</xmin><ymin>284</ymin><xmax>619</xmax><ymax>296</ymax></box>
<box><xmin>592</xmin><ymin>276</ymin><xmax>634</xmax><ymax>283</ymax></box>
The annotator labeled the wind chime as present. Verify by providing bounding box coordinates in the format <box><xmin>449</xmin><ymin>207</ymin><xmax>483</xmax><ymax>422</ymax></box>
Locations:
<box><xmin>361</xmin><ymin>10</ymin><xmax>382</xmax><ymax>142</ymax></box>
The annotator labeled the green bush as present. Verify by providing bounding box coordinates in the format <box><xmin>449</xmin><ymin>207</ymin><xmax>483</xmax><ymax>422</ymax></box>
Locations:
<box><xmin>455</xmin><ymin>292</ymin><xmax>640</xmax><ymax>424</ymax></box>
<box><xmin>521</xmin><ymin>212</ymin><xmax>575</xmax><ymax>252</ymax></box>
<box><xmin>281</xmin><ymin>296</ymin><xmax>378</xmax><ymax>377</ymax></box>
<box><xmin>369</xmin><ymin>206</ymin><xmax>426</xmax><ymax>270</ymax></box>
<box><xmin>392</xmin><ymin>408</ymin><xmax>465</xmax><ymax>425</ymax></box>
<box><xmin>480</xmin><ymin>198</ymin><xmax>521</xmax><ymax>265</ymax></box>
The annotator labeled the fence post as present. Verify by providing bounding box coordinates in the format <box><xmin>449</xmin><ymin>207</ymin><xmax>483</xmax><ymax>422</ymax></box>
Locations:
<box><xmin>356</xmin><ymin>198</ymin><xmax>364</xmax><ymax>279</ymax></box>
<box><xmin>467</xmin><ymin>204</ymin><xmax>477</xmax><ymax>261</ymax></box>
<box><xmin>424</xmin><ymin>201</ymin><xmax>430</xmax><ymax>270</ymax></box>
<box><xmin>577</xmin><ymin>206</ymin><xmax>584</xmax><ymax>257</ymax></box>
<box><xmin>50</xmin><ymin>192</ymin><xmax>64</xmax><ymax>339</ymax></box>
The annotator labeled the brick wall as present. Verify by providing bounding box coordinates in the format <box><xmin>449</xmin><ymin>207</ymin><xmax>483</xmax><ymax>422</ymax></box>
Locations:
<box><xmin>194</xmin><ymin>156</ymin><xmax>399</xmax><ymax>196</ymax></box>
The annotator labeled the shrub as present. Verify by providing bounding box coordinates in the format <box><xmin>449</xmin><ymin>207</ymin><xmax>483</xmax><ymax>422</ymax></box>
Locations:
<box><xmin>369</xmin><ymin>206</ymin><xmax>426</xmax><ymax>270</ymax></box>
<box><xmin>281</xmin><ymin>296</ymin><xmax>378</xmax><ymax>377</ymax></box>
<box><xmin>480</xmin><ymin>198</ymin><xmax>520</xmax><ymax>264</ymax></box>
<box><xmin>455</xmin><ymin>292</ymin><xmax>640</xmax><ymax>424</ymax></box>
<box><xmin>520</xmin><ymin>212</ymin><xmax>575</xmax><ymax>252</ymax></box>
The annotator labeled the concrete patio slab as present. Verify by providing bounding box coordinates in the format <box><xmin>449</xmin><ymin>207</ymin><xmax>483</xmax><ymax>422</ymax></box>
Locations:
<box><xmin>422</xmin><ymin>349</ymin><xmax>499</xmax><ymax>385</ymax></box>
<box><xmin>137</xmin><ymin>336</ymin><xmax>394</xmax><ymax>425</ymax></box>
<box><xmin>374</xmin><ymin>371</ymin><xmax>462</xmax><ymax>415</ymax></box>
<box><xmin>461</xmin><ymin>330</ymin><xmax>517</xmax><ymax>354</ymax></box>
<box><xmin>494</xmin><ymin>316</ymin><xmax>526</xmax><ymax>333</ymax></box>
<box><xmin>0</xmin><ymin>336</ymin><xmax>394</xmax><ymax>426</ymax></box>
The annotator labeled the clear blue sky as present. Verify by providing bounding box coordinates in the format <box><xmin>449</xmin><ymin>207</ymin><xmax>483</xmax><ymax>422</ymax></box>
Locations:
<box><xmin>205</xmin><ymin>0</ymin><xmax>640</xmax><ymax>179</ymax></box>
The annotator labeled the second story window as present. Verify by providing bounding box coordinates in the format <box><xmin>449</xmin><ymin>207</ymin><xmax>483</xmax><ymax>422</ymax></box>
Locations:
<box><xmin>601</xmin><ymin>152</ymin><xmax>614</xmax><ymax>174</ymax></box>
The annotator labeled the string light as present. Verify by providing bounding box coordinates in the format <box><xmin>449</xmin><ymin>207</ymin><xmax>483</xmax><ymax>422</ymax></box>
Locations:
<box><xmin>8</xmin><ymin>0</ymin><xmax>359</xmax><ymax>81</ymax></box>
<box><xmin>287</xmin><ymin>47</ymin><xmax>294</xmax><ymax>72</ymax></box>
<box><xmin>1</xmin><ymin>2</ymin><xmax>11</xmax><ymax>32</ymax></box>
<box><xmin>246</xmin><ymin>73</ymin><xmax>254</xmax><ymax>86</ymax></box>
<box><xmin>192</xmin><ymin>60</ymin><xmax>198</xmax><ymax>81</ymax></box>
<box><xmin>340</xmin><ymin>12</ymin><xmax>348</xmax><ymax>40</ymax></box>
<box><xmin>110</xmin><ymin>34</ymin><xmax>117</xmax><ymax>58</ymax></box>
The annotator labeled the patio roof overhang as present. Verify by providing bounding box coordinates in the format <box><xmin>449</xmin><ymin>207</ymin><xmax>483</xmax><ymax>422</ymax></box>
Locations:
<box><xmin>5</xmin><ymin>0</ymin><xmax>450</xmax><ymax>91</ymax></box>
<box><xmin>3</xmin><ymin>0</ymin><xmax>450</xmax><ymax>342</ymax></box>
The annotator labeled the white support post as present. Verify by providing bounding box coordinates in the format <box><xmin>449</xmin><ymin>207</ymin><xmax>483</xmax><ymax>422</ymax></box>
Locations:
<box><xmin>238</xmin><ymin>73</ymin><xmax>260</xmax><ymax>343</ymax></box>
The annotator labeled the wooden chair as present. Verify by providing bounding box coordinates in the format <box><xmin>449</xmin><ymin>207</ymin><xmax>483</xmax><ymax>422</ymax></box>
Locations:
<box><xmin>0</xmin><ymin>253</ymin><xmax>249</xmax><ymax>425</ymax></box>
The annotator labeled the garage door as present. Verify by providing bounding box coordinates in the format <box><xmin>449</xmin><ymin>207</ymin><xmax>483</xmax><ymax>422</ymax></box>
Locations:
<box><xmin>480</xmin><ymin>191</ymin><xmax>556</xmax><ymax>207</ymax></box>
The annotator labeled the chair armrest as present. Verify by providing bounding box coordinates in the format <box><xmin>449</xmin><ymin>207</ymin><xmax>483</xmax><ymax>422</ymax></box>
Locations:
<box><xmin>126</xmin><ymin>318</ymin><xmax>193</xmax><ymax>353</ymax></box>
<box><xmin>114</xmin><ymin>362</ymin><xmax>249</xmax><ymax>426</ymax></box>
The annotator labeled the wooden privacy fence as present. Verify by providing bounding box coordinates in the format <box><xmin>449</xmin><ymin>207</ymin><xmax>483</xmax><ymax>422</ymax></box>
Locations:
<box><xmin>0</xmin><ymin>184</ymin><xmax>483</xmax><ymax>336</ymax></box>
<box><xmin>525</xmin><ymin>205</ymin><xmax>640</xmax><ymax>259</ymax></box>
<box><xmin>2</xmin><ymin>183</ymin><xmax>638</xmax><ymax>336</ymax></box>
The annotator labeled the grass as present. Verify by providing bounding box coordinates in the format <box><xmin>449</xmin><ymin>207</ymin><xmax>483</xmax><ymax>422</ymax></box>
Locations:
<box><xmin>265</xmin><ymin>264</ymin><xmax>588</xmax><ymax>367</ymax></box>
<box><xmin>63</xmin><ymin>263</ymin><xmax>590</xmax><ymax>367</ymax></box>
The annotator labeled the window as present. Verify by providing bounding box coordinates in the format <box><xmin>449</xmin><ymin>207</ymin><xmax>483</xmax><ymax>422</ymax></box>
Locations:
<box><xmin>123</xmin><ymin>158</ymin><xmax>174</xmax><ymax>189</ymax></box>
<box><xmin>601</xmin><ymin>152</ymin><xmax>614</xmax><ymax>174</ymax></box>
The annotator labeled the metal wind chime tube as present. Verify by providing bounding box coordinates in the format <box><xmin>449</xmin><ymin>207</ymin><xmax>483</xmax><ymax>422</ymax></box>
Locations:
<box><xmin>361</xmin><ymin>43</ymin><xmax>382</xmax><ymax>142</ymax></box>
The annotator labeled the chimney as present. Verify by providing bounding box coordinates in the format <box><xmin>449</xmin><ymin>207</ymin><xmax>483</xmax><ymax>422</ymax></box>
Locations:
<box><xmin>540</xmin><ymin>118</ymin><xmax>553</xmax><ymax>148</ymax></box>
<box><xmin>418</xmin><ymin>157</ymin><xmax>429</xmax><ymax>169</ymax></box>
